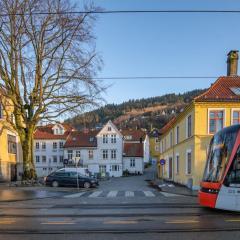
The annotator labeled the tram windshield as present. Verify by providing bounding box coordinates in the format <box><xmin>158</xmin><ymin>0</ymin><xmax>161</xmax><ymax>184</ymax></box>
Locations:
<box><xmin>203</xmin><ymin>126</ymin><xmax>239</xmax><ymax>183</ymax></box>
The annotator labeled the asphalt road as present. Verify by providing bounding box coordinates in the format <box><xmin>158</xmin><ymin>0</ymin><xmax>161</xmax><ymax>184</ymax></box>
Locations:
<box><xmin>1</xmin><ymin>173</ymin><xmax>240</xmax><ymax>239</ymax></box>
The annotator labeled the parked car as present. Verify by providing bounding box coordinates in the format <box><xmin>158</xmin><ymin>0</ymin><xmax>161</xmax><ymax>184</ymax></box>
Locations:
<box><xmin>56</xmin><ymin>167</ymin><xmax>90</xmax><ymax>176</ymax></box>
<box><xmin>45</xmin><ymin>170</ymin><xmax>99</xmax><ymax>188</ymax></box>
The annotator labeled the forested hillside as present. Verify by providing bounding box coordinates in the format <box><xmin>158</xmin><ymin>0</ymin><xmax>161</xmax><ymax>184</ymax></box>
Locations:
<box><xmin>65</xmin><ymin>89</ymin><xmax>206</xmax><ymax>131</ymax></box>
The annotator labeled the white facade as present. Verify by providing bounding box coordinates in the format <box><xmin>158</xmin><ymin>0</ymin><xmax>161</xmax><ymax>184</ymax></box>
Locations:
<box><xmin>33</xmin><ymin>124</ymin><xmax>68</xmax><ymax>177</ymax></box>
<box><xmin>96</xmin><ymin>121</ymin><xmax>123</xmax><ymax>177</ymax></box>
<box><xmin>123</xmin><ymin>157</ymin><xmax>144</xmax><ymax>174</ymax></box>
<box><xmin>34</xmin><ymin>139</ymin><xmax>65</xmax><ymax>177</ymax></box>
<box><xmin>63</xmin><ymin>148</ymin><xmax>98</xmax><ymax>173</ymax></box>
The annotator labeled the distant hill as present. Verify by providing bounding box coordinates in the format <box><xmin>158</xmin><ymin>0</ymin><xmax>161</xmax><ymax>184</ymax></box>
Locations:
<box><xmin>65</xmin><ymin>89</ymin><xmax>206</xmax><ymax>131</ymax></box>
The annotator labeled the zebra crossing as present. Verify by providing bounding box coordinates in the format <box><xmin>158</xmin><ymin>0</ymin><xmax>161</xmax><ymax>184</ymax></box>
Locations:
<box><xmin>64</xmin><ymin>190</ymin><xmax>183</xmax><ymax>199</ymax></box>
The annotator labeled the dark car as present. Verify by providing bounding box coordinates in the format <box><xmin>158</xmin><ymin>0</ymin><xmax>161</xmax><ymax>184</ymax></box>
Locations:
<box><xmin>45</xmin><ymin>171</ymin><xmax>99</xmax><ymax>188</ymax></box>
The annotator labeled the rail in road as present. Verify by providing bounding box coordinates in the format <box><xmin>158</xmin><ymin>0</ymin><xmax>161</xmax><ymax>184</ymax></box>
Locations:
<box><xmin>0</xmin><ymin>203</ymin><xmax>240</xmax><ymax>234</ymax></box>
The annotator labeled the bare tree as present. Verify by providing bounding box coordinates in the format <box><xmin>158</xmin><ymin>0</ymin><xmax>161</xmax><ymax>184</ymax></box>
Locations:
<box><xmin>0</xmin><ymin>0</ymin><xmax>104</xmax><ymax>179</ymax></box>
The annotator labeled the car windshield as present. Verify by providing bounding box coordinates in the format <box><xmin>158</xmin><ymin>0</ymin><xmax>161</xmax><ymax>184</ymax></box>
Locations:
<box><xmin>203</xmin><ymin>127</ymin><xmax>239</xmax><ymax>183</ymax></box>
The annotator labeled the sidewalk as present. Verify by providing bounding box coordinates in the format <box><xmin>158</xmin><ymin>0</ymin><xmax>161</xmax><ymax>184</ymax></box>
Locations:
<box><xmin>152</xmin><ymin>178</ymin><xmax>198</xmax><ymax>197</ymax></box>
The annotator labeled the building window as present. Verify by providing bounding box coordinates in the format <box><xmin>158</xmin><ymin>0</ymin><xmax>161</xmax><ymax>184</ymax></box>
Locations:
<box><xmin>170</xmin><ymin>132</ymin><xmax>173</xmax><ymax>147</ymax></box>
<box><xmin>88</xmin><ymin>150</ymin><xmax>94</xmax><ymax>159</ymax></box>
<box><xmin>187</xmin><ymin>115</ymin><xmax>192</xmax><ymax>138</ymax></box>
<box><xmin>209</xmin><ymin>110</ymin><xmax>224</xmax><ymax>134</ymax></box>
<box><xmin>53</xmin><ymin>156</ymin><xmax>57</xmax><ymax>163</ymax></box>
<box><xmin>103</xmin><ymin>150</ymin><xmax>108</xmax><ymax>159</ymax></box>
<box><xmin>59</xmin><ymin>142</ymin><xmax>64</xmax><ymax>149</ymax></box>
<box><xmin>42</xmin><ymin>142</ymin><xmax>46</xmax><ymax>150</ymax></box>
<box><xmin>111</xmin><ymin>134</ymin><xmax>116</xmax><ymax>143</ymax></box>
<box><xmin>155</xmin><ymin>145</ymin><xmax>159</xmax><ymax>152</ymax></box>
<box><xmin>43</xmin><ymin>167</ymin><xmax>47</xmax><ymax>171</ymax></box>
<box><xmin>186</xmin><ymin>151</ymin><xmax>192</xmax><ymax>175</ymax></box>
<box><xmin>53</xmin><ymin>142</ymin><xmax>57</xmax><ymax>150</ymax></box>
<box><xmin>0</xmin><ymin>104</ymin><xmax>3</xmax><ymax>119</ymax></box>
<box><xmin>111</xmin><ymin>165</ymin><xmax>119</xmax><ymax>171</ymax></box>
<box><xmin>35</xmin><ymin>156</ymin><xmax>40</xmax><ymax>163</ymax></box>
<box><xmin>67</xmin><ymin>150</ymin><xmax>73</xmax><ymax>160</ymax></box>
<box><xmin>42</xmin><ymin>156</ymin><xmax>46</xmax><ymax>163</ymax></box>
<box><xmin>103</xmin><ymin>134</ymin><xmax>108</xmax><ymax>144</ymax></box>
<box><xmin>233</xmin><ymin>110</ymin><xmax>240</xmax><ymax>125</ymax></box>
<box><xmin>111</xmin><ymin>149</ymin><xmax>116</xmax><ymax>159</ymax></box>
<box><xmin>59</xmin><ymin>156</ymin><xmax>64</xmax><ymax>163</ymax></box>
<box><xmin>7</xmin><ymin>135</ymin><xmax>16</xmax><ymax>154</ymax></box>
<box><xmin>130</xmin><ymin>158</ymin><xmax>135</xmax><ymax>167</ymax></box>
<box><xmin>176</xmin><ymin>126</ymin><xmax>179</xmax><ymax>144</ymax></box>
<box><xmin>176</xmin><ymin>155</ymin><xmax>179</xmax><ymax>174</ymax></box>
<box><xmin>108</xmin><ymin>126</ymin><xmax>111</xmax><ymax>131</ymax></box>
<box><xmin>76</xmin><ymin>150</ymin><xmax>81</xmax><ymax>158</ymax></box>
<box><xmin>35</xmin><ymin>142</ymin><xmax>40</xmax><ymax>150</ymax></box>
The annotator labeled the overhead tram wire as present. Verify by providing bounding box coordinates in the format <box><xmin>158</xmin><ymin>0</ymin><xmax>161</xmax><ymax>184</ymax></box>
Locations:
<box><xmin>82</xmin><ymin>76</ymin><xmax>218</xmax><ymax>80</ymax></box>
<box><xmin>1</xmin><ymin>10</ymin><xmax>240</xmax><ymax>16</ymax></box>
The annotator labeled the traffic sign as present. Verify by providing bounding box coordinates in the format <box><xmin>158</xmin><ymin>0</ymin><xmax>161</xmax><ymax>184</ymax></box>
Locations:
<box><xmin>159</xmin><ymin>159</ymin><xmax>166</xmax><ymax>165</ymax></box>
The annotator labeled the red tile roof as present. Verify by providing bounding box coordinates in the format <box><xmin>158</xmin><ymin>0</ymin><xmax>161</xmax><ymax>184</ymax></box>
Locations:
<box><xmin>34</xmin><ymin>124</ymin><xmax>74</xmax><ymax>140</ymax></box>
<box><xmin>195</xmin><ymin>76</ymin><xmax>240</xmax><ymax>102</ymax></box>
<box><xmin>160</xmin><ymin>76</ymin><xmax>240</xmax><ymax>135</ymax></box>
<box><xmin>64</xmin><ymin>130</ymin><xmax>99</xmax><ymax>148</ymax></box>
<box><xmin>120</xmin><ymin>129</ymin><xmax>147</xmax><ymax>142</ymax></box>
<box><xmin>123</xmin><ymin>143</ymin><xmax>143</xmax><ymax>157</ymax></box>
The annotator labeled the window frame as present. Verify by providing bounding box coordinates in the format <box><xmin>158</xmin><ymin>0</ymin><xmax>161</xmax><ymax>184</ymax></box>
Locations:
<box><xmin>186</xmin><ymin>114</ymin><xmax>192</xmax><ymax>138</ymax></box>
<box><xmin>231</xmin><ymin>108</ymin><xmax>240</xmax><ymax>125</ymax></box>
<box><xmin>185</xmin><ymin>149</ymin><xmax>192</xmax><ymax>175</ymax></box>
<box><xmin>208</xmin><ymin>108</ymin><xmax>226</xmax><ymax>134</ymax></box>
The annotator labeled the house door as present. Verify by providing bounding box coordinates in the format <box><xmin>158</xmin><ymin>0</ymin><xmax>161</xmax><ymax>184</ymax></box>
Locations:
<box><xmin>10</xmin><ymin>164</ymin><xmax>17</xmax><ymax>181</ymax></box>
<box><xmin>99</xmin><ymin>165</ymin><xmax>107</xmax><ymax>177</ymax></box>
<box><xmin>168</xmin><ymin>157</ymin><xmax>173</xmax><ymax>179</ymax></box>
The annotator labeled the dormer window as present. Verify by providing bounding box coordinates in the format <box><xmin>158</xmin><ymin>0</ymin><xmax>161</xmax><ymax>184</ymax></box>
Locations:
<box><xmin>89</xmin><ymin>137</ymin><xmax>94</xmax><ymax>142</ymax></box>
<box><xmin>230</xmin><ymin>87</ymin><xmax>240</xmax><ymax>96</ymax></box>
<box><xmin>55</xmin><ymin>129</ymin><xmax>59</xmax><ymax>135</ymax></box>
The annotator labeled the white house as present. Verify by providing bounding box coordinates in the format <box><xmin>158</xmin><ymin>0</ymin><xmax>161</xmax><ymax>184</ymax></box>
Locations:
<box><xmin>96</xmin><ymin>120</ymin><xmax>123</xmax><ymax>177</ymax></box>
<box><xmin>33</xmin><ymin>123</ymin><xmax>74</xmax><ymax>177</ymax></box>
<box><xmin>120</xmin><ymin>129</ymin><xmax>150</xmax><ymax>164</ymax></box>
<box><xmin>63</xmin><ymin>130</ymin><xmax>99</xmax><ymax>173</ymax></box>
<box><xmin>123</xmin><ymin>142</ymin><xmax>144</xmax><ymax>174</ymax></box>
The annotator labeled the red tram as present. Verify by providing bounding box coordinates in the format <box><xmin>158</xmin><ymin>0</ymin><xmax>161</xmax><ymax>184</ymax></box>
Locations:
<box><xmin>199</xmin><ymin>124</ymin><xmax>240</xmax><ymax>211</ymax></box>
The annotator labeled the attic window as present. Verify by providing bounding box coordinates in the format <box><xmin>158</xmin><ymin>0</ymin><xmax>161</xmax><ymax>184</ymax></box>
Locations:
<box><xmin>108</xmin><ymin>127</ymin><xmax>111</xmax><ymax>131</ymax></box>
<box><xmin>89</xmin><ymin>137</ymin><xmax>94</xmax><ymax>142</ymax></box>
<box><xmin>125</xmin><ymin>135</ymin><xmax>132</xmax><ymax>140</ymax></box>
<box><xmin>230</xmin><ymin>87</ymin><xmax>240</xmax><ymax>96</ymax></box>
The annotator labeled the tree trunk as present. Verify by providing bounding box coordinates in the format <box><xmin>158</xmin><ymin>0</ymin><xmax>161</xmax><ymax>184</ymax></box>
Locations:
<box><xmin>20</xmin><ymin>127</ymin><xmax>36</xmax><ymax>180</ymax></box>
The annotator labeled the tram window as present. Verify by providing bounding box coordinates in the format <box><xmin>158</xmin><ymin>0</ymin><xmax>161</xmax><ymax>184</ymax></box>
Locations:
<box><xmin>224</xmin><ymin>148</ymin><xmax>240</xmax><ymax>186</ymax></box>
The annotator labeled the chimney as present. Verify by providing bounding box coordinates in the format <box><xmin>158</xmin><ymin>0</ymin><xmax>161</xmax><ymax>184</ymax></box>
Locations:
<box><xmin>227</xmin><ymin>50</ymin><xmax>239</xmax><ymax>76</ymax></box>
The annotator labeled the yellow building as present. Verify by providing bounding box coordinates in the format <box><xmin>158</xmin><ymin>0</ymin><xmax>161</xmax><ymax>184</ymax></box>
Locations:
<box><xmin>0</xmin><ymin>95</ymin><xmax>22</xmax><ymax>181</ymax></box>
<box><xmin>158</xmin><ymin>50</ymin><xmax>240</xmax><ymax>189</ymax></box>
<box><xmin>149</xmin><ymin>129</ymin><xmax>161</xmax><ymax>162</ymax></box>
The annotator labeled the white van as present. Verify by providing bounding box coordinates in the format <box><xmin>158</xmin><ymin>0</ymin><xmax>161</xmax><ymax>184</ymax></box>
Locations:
<box><xmin>56</xmin><ymin>167</ymin><xmax>90</xmax><ymax>177</ymax></box>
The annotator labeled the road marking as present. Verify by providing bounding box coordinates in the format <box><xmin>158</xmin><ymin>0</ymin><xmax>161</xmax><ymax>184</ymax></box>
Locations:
<box><xmin>160</xmin><ymin>192</ymin><xmax>181</xmax><ymax>197</ymax></box>
<box><xmin>107</xmin><ymin>191</ymin><xmax>118</xmax><ymax>198</ymax></box>
<box><xmin>41</xmin><ymin>221</ymin><xmax>75</xmax><ymax>225</ymax></box>
<box><xmin>225</xmin><ymin>219</ymin><xmax>240</xmax><ymax>222</ymax></box>
<box><xmin>125</xmin><ymin>191</ymin><xmax>134</xmax><ymax>197</ymax></box>
<box><xmin>166</xmin><ymin>220</ymin><xmax>199</xmax><ymax>224</ymax></box>
<box><xmin>143</xmin><ymin>191</ymin><xmax>155</xmax><ymax>197</ymax></box>
<box><xmin>64</xmin><ymin>192</ymin><xmax>86</xmax><ymax>198</ymax></box>
<box><xmin>104</xmin><ymin>220</ymin><xmax>137</xmax><ymax>225</ymax></box>
<box><xmin>88</xmin><ymin>191</ymin><xmax>103</xmax><ymax>198</ymax></box>
<box><xmin>0</xmin><ymin>220</ymin><xmax>16</xmax><ymax>224</ymax></box>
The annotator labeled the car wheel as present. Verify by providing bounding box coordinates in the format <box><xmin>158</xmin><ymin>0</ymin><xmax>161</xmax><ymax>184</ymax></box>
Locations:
<box><xmin>52</xmin><ymin>181</ymin><xmax>59</xmax><ymax>187</ymax></box>
<box><xmin>84</xmin><ymin>182</ymin><xmax>91</xmax><ymax>189</ymax></box>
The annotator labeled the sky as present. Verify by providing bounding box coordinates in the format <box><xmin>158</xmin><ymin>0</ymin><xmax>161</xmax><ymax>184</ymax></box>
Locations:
<box><xmin>77</xmin><ymin>0</ymin><xmax>240</xmax><ymax>104</ymax></box>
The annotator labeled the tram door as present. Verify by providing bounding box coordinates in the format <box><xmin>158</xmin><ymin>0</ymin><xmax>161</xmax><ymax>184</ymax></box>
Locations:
<box><xmin>218</xmin><ymin>147</ymin><xmax>240</xmax><ymax>210</ymax></box>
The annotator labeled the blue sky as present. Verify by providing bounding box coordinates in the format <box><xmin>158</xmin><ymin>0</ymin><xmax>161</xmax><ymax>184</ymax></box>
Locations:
<box><xmin>79</xmin><ymin>0</ymin><xmax>240</xmax><ymax>104</ymax></box>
